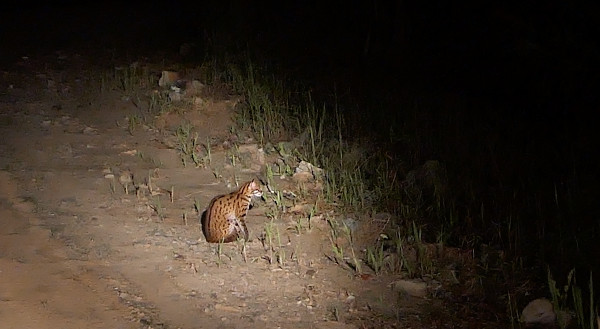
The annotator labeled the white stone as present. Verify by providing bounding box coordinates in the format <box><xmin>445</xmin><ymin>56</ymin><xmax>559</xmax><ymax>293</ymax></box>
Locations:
<box><xmin>520</xmin><ymin>298</ymin><xmax>556</xmax><ymax>326</ymax></box>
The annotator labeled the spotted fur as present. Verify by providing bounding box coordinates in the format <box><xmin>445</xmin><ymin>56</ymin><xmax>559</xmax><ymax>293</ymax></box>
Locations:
<box><xmin>201</xmin><ymin>179</ymin><xmax>262</xmax><ymax>243</ymax></box>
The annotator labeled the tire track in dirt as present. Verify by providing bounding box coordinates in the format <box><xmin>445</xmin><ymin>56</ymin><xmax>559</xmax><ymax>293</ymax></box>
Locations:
<box><xmin>0</xmin><ymin>171</ymin><xmax>137</xmax><ymax>329</ymax></box>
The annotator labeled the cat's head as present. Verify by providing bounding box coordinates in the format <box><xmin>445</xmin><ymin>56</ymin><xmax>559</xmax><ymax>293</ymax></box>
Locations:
<box><xmin>243</xmin><ymin>179</ymin><xmax>263</xmax><ymax>198</ymax></box>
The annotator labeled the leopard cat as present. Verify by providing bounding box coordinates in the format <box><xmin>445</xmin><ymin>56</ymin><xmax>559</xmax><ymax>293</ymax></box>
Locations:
<box><xmin>201</xmin><ymin>179</ymin><xmax>263</xmax><ymax>243</ymax></box>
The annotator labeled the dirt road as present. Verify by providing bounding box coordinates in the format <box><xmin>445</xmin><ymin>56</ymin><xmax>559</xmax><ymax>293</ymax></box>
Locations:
<box><xmin>0</xmin><ymin>53</ymin><xmax>435</xmax><ymax>328</ymax></box>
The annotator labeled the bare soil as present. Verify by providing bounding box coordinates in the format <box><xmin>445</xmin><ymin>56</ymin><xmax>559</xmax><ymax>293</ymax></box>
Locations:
<box><xmin>0</xmin><ymin>52</ymin><xmax>489</xmax><ymax>328</ymax></box>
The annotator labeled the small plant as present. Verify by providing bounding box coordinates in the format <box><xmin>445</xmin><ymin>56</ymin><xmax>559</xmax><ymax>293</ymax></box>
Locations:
<box><xmin>548</xmin><ymin>268</ymin><xmax>576</xmax><ymax>329</ymax></box>
<box><xmin>127</xmin><ymin>114</ymin><xmax>141</xmax><ymax>135</ymax></box>
<box><xmin>366</xmin><ymin>242</ymin><xmax>385</xmax><ymax>275</ymax></box>
<box><xmin>507</xmin><ymin>291</ymin><xmax>520</xmax><ymax>329</ymax></box>
<box><xmin>292</xmin><ymin>244</ymin><xmax>300</xmax><ymax>265</ymax></box>
<box><xmin>548</xmin><ymin>268</ymin><xmax>597</xmax><ymax>329</ymax></box>
<box><xmin>263</xmin><ymin>220</ymin><xmax>276</xmax><ymax>264</ymax></box>
<box><xmin>415</xmin><ymin>222</ymin><xmax>432</xmax><ymax>275</ymax></box>
<box><xmin>342</xmin><ymin>221</ymin><xmax>362</xmax><ymax>274</ymax></box>
<box><xmin>265</xmin><ymin>163</ymin><xmax>275</xmax><ymax>186</ymax></box>
<box><xmin>228</xmin><ymin>143</ymin><xmax>241</xmax><ymax>167</ymax></box>
<box><xmin>109</xmin><ymin>177</ymin><xmax>116</xmax><ymax>194</ymax></box>
<box><xmin>294</xmin><ymin>216</ymin><xmax>303</xmax><ymax>235</ymax></box>
<box><xmin>276</xmin><ymin>226</ymin><xmax>285</xmax><ymax>267</ymax></box>
<box><xmin>327</xmin><ymin>218</ymin><xmax>345</xmax><ymax>265</ymax></box>
<box><xmin>237</xmin><ymin>237</ymin><xmax>248</xmax><ymax>263</ymax></box>
<box><xmin>395</xmin><ymin>233</ymin><xmax>415</xmax><ymax>277</ymax></box>
<box><xmin>204</xmin><ymin>137</ymin><xmax>212</xmax><ymax>166</ymax></box>
<box><xmin>216</xmin><ymin>239</ymin><xmax>224</xmax><ymax>267</ymax></box>
<box><xmin>175</xmin><ymin>123</ymin><xmax>204</xmax><ymax>167</ymax></box>
<box><xmin>258</xmin><ymin>219</ymin><xmax>286</xmax><ymax>267</ymax></box>
<box><xmin>272</xmin><ymin>190</ymin><xmax>284</xmax><ymax>212</ymax></box>
<box><xmin>326</xmin><ymin>218</ymin><xmax>361</xmax><ymax>274</ymax></box>
<box><xmin>151</xmin><ymin>196</ymin><xmax>165</xmax><ymax>221</ymax></box>
<box><xmin>331</xmin><ymin>306</ymin><xmax>340</xmax><ymax>321</ymax></box>
<box><xmin>212</xmin><ymin>167</ymin><xmax>223</xmax><ymax>181</ymax></box>
<box><xmin>307</xmin><ymin>199</ymin><xmax>319</xmax><ymax>232</ymax></box>
<box><xmin>194</xmin><ymin>198</ymin><xmax>202</xmax><ymax>215</ymax></box>
<box><xmin>149</xmin><ymin>89</ymin><xmax>171</xmax><ymax>114</ymax></box>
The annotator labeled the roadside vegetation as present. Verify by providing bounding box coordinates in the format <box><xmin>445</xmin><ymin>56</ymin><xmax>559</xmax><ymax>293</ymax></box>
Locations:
<box><xmin>207</xmin><ymin>50</ymin><xmax>597</xmax><ymax>327</ymax></box>
<box><xmin>100</xmin><ymin>40</ymin><xmax>597</xmax><ymax>327</ymax></box>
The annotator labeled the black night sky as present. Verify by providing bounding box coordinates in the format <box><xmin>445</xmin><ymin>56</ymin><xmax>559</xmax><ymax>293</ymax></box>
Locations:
<box><xmin>2</xmin><ymin>0</ymin><xmax>599</xmax><ymax>294</ymax></box>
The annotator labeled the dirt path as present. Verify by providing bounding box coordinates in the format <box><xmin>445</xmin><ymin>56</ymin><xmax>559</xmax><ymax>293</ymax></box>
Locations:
<box><xmin>0</xmin><ymin>53</ymin><xmax>442</xmax><ymax>329</ymax></box>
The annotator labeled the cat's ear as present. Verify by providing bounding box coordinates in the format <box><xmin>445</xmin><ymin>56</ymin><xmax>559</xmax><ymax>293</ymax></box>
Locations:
<box><xmin>250</xmin><ymin>179</ymin><xmax>259</xmax><ymax>189</ymax></box>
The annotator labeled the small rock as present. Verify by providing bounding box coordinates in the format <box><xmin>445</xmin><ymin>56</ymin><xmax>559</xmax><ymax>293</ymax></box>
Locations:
<box><xmin>520</xmin><ymin>298</ymin><xmax>556</xmax><ymax>326</ymax></box>
<box><xmin>238</xmin><ymin>144</ymin><xmax>265</xmax><ymax>165</ymax></box>
<box><xmin>391</xmin><ymin>279</ymin><xmax>428</xmax><ymax>298</ymax></box>
<box><xmin>289</xmin><ymin>204</ymin><xmax>308</xmax><ymax>214</ymax></box>
<box><xmin>296</xmin><ymin>160</ymin><xmax>323</xmax><ymax>176</ymax></box>
<box><xmin>159</xmin><ymin>71</ymin><xmax>180</xmax><ymax>87</ymax></box>
<box><xmin>341</xmin><ymin>217</ymin><xmax>359</xmax><ymax>232</ymax></box>
<box><xmin>168</xmin><ymin>90</ymin><xmax>183</xmax><ymax>102</ymax></box>
<box><xmin>292</xmin><ymin>171</ymin><xmax>313</xmax><ymax>183</ymax></box>
<box><xmin>185</xmin><ymin>80</ymin><xmax>205</xmax><ymax>97</ymax></box>
<box><xmin>82</xmin><ymin>126</ymin><xmax>98</xmax><ymax>135</ymax></box>
<box><xmin>120</xmin><ymin>149</ymin><xmax>138</xmax><ymax>156</ymax></box>
<box><xmin>215</xmin><ymin>304</ymin><xmax>241</xmax><ymax>313</ymax></box>
<box><xmin>345</xmin><ymin>295</ymin><xmax>356</xmax><ymax>306</ymax></box>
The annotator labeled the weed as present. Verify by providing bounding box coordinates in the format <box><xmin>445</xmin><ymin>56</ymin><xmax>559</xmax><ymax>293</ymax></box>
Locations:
<box><xmin>212</xmin><ymin>167</ymin><xmax>222</xmax><ymax>181</ymax></box>
<box><xmin>265</xmin><ymin>163</ymin><xmax>275</xmax><ymax>185</ymax></box>
<box><xmin>332</xmin><ymin>306</ymin><xmax>340</xmax><ymax>321</ymax></box>
<box><xmin>109</xmin><ymin>177</ymin><xmax>116</xmax><ymax>195</ymax></box>
<box><xmin>294</xmin><ymin>216</ymin><xmax>303</xmax><ymax>235</ymax></box>
<box><xmin>549</xmin><ymin>269</ymin><xmax>597</xmax><ymax>329</ymax></box>
<box><xmin>175</xmin><ymin>123</ymin><xmax>204</xmax><ymax>167</ymax></box>
<box><xmin>507</xmin><ymin>292</ymin><xmax>519</xmax><ymax>329</ymax></box>
<box><xmin>276</xmin><ymin>226</ymin><xmax>285</xmax><ymax>267</ymax></box>
<box><xmin>151</xmin><ymin>196</ymin><xmax>165</xmax><ymax>221</ymax></box>
<box><xmin>199</xmin><ymin>39</ymin><xmax>595</xmax><ymax>326</ymax></box>
<box><xmin>194</xmin><ymin>198</ymin><xmax>202</xmax><ymax>215</ymax></box>
<box><xmin>342</xmin><ymin>221</ymin><xmax>362</xmax><ymax>274</ymax></box>
<box><xmin>395</xmin><ymin>234</ymin><xmax>416</xmax><ymax>277</ymax></box>
<box><xmin>329</xmin><ymin>231</ymin><xmax>345</xmax><ymax>267</ymax></box>
<box><xmin>263</xmin><ymin>220</ymin><xmax>275</xmax><ymax>264</ymax></box>
<box><xmin>366</xmin><ymin>242</ymin><xmax>385</xmax><ymax>275</ymax></box>
<box><xmin>238</xmin><ymin>238</ymin><xmax>248</xmax><ymax>263</ymax></box>
<box><xmin>204</xmin><ymin>137</ymin><xmax>212</xmax><ymax>166</ymax></box>
<box><xmin>259</xmin><ymin>217</ymin><xmax>286</xmax><ymax>266</ymax></box>
<box><xmin>149</xmin><ymin>89</ymin><xmax>171</xmax><ymax>114</ymax></box>
<box><xmin>216</xmin><ymin>239</ymin><xmax>224</xmax><ymax>267</ymax></box>
<box><xmin>228</xmin><ymin>143</ymin><xmax>240</xmax><ymax>167</ymax></box>
<box><xmin>127</xmin><ymin>114</ymin><xmax>142</xmax><ymax>135</ymax></box>
<box><xmin>272</xmin><ymin>190</ymin><xmax>284</xmax><ymax>213</ymax></box>
<box><xmin>326</xmin><ymin>217</ymin><xmax>361</xmax><ymax>274</ymax></box>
